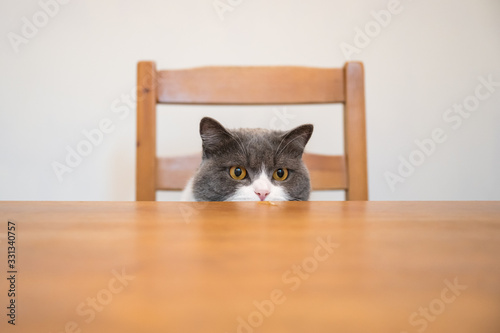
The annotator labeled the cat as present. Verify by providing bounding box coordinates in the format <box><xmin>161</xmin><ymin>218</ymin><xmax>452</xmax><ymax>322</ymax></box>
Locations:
<box><xmin>181</xmin><ymin>117</ymin><xmax>313</xmax><ymax>201</ymax></box>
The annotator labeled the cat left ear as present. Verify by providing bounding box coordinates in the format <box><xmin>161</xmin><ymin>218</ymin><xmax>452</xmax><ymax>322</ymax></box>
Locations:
<box><xmin>278</xmin><ymin>124</ymin><xmax>314</xmax><ymax>157</ymax></box>
<box><xmin>199</xmin><ymin>117</ymin><xmax>232</xmax><ymax>158</ymax></box>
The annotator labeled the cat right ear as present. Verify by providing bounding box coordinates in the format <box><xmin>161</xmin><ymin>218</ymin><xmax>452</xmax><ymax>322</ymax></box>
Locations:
<box><xmin>199</xmin><ymin>117</ymin><xmax>232</xmax><ymax>158</ymax></box>
<box><xmin>277</xmin><ymin>124</ymin><xmax>314</xmax><ymax>158</ymax></box>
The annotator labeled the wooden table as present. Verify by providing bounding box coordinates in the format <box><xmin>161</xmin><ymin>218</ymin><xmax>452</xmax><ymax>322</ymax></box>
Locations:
<box><xmin>1</xmin><ymin>201</ymin><xmax>500</xmax><ymax>333</ymax></box>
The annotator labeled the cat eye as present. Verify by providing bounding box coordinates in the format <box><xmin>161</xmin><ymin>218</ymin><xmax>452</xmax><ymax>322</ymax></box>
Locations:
<box><xmin>229</xmin><ymin>166</ymin><xmax>247</xmax><ymax>180</ymax></box>
<box><xmin>273</xmin><ymin>168</ymin><xmax>288</xmax><ymax>181</ymax></box>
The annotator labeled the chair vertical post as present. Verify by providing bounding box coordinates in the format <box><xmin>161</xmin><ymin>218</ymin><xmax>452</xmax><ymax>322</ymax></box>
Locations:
<box><xmin>136</xmin><ymin>61</ymin><xmax>157</xmax><ymax>201</ymax></box>
<box><xmin>344</xmin><ymin>62</ymin><xmax>368</xmax><ymax>200</ymax></box>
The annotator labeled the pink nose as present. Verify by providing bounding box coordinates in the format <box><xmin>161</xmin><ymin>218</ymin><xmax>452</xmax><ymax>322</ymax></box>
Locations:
<box><xmin>255</xmin><ymin>190</ymin><xmax>270</xmax><ymax>201</ymax></box>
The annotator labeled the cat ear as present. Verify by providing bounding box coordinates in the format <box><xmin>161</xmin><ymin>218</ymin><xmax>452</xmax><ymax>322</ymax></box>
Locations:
<box><xmin>278</xmin><ymin>124</ymin><xmax>314</xmax><ymax>157</ymax></box>
<box><xmin>199</xmin><ymin>117</ymin><xmax>232</xmax><ymax>158</ymax></box>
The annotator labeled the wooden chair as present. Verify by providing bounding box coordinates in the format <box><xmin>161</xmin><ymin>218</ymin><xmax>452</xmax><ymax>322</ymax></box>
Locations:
<box><xmin>136</xmin><ymin>61</ymin><xmax>368</xmax><ymax>201</ymax></box>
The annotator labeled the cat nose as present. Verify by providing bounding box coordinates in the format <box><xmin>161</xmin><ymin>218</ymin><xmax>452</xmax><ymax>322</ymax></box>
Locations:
<box><xmin>255</xmin><ymin>190</ymin><xmax>270</xmax><ymax>201</ymax></box>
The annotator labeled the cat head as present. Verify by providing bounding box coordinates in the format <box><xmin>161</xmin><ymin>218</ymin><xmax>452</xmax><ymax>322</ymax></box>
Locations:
<box><xmin>192</xmin><ymin>117</ymin><xmax>313</xmax><ymax>201</ymax></box>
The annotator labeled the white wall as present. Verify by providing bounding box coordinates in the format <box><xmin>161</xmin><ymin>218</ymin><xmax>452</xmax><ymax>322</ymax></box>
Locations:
<box><xmin>1</xmin><ymin>0</ymin><xmax>499</xmax><ymax>201</ymax></box>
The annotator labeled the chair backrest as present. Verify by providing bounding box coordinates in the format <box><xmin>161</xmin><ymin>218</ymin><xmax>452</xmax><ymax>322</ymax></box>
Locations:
<box><xmin>136</xmin><ymin>61</ymin><xmax>368</xmax><ymax>201</ymax></box>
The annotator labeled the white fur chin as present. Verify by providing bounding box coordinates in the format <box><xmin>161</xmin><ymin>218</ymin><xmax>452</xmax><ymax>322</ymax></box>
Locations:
<box><xmin>226</xmin><ymin>186</ymin><xmax>289</xmax><ymax>201</ymax></box>
<box><xmin>226</xmin><ymin>170</ymin><xmax>289</xmax><ymax>201</ymax></box>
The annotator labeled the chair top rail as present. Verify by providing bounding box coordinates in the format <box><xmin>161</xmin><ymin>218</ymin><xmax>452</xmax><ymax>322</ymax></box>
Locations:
<box><xmin>155</xmin><ymin>66</ymin><xmax>345</xmax><ymax>105</ymax></box>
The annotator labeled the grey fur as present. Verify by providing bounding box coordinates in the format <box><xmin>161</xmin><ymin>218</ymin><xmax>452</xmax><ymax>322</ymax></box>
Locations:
<box><xmin>192</xmin><ymin>117</ymin><xmax>313</xmax><ymax>201</ymax></box>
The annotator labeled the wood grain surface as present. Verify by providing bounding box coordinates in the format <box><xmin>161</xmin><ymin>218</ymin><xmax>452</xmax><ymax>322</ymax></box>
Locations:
<box><xmin>1</xmin><ymin>201</ymin><xmax>499</xmax><ymax>333</ymax></box>
<box><xmin>156</xmin><ymin>66</ymin><xmax>345</xmax><ymax>105</ymax></box>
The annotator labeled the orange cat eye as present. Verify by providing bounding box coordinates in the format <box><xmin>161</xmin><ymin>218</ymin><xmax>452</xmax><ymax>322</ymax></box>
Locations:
<box><xmin>229</xmin><ymin>166</ymin><xmax>247</xmax><ymax>180</ymax></box>
<box><xmin>273</xmin><ymin>168</ymin><xmax>288</xmax><ymax>181</ymax></box>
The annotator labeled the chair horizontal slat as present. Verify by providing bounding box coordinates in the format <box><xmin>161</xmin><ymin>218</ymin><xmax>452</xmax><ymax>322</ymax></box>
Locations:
<box><xmin>302</xmin><ymin>154</ymin><xmax>347</xmax><ymax>190</ymax></box>
<box><xmin>156</xmin><ymin>67</ymin><xmax>345</xmax><ymax>105</ymax></box>
<box><xmin>156</xmin><ymin>154</ymin><xmax>202</xmax><ymax>190</ymax></box>
<box><xmin>156</xmin><ymin>153</ymin><xmax>347</xmax><ymax>192</ymax></box>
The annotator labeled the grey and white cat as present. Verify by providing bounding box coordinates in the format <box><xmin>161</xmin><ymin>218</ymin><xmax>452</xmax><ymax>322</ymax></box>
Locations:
<box><xmin>181</xmin><ymin>117</ymin><xmax>313</xmax><ymax>201</ymax></box>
